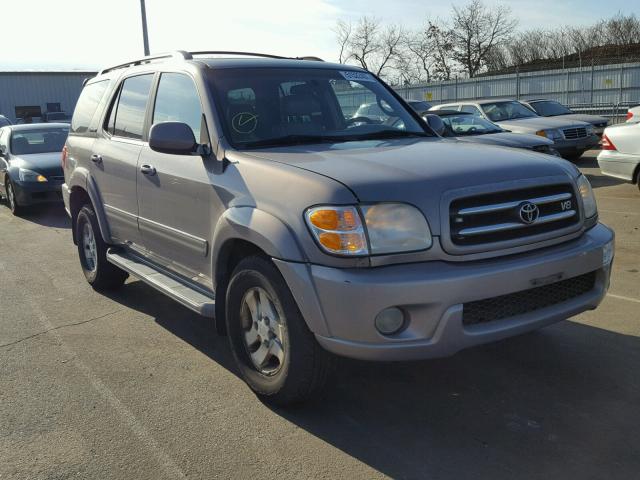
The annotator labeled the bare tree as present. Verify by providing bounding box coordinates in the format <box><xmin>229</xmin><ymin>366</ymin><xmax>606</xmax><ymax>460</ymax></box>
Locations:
<box><xmin>450</xmin><ymin>0</ymin><xmax>517</xmax><ymax>77</ymax></box>
<box><xmin>334</xmin><ymin>20</ymin><xmax>353</xmax><ymax>64</ymax></box>
<box><xmin>427</xmin><ymin>21</ymin><xmax>456</xmax><ymax>80</ymax></box>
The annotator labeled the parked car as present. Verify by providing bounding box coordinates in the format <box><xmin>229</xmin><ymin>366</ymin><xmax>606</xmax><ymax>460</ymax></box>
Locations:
<box><xmin>0</xmin><ymin>115</ymin><xmax>12</xmax><ymax>127</ymax></box>
<box><xmin>520</xmin><ymin>99</ymin><xmax>608</xmax><ymax>136</ymax></box>
<box><xmin>42</xmin><ymin>111</ymin><xmax>71</xmax><ymax>124</ymax></box>
<box><xmin>598</xmin><ymin>123</ymin><xmax>640</xmax><ymax>191</ymax></box>
<box><xmin>424</xmin><ymin>110</ymin><xmax>559</xmax><ymax>156</ymax></box>
<box><xmin>626</xmin><ymin>105</ymin><xmax>640</xmax><ymax>123</ymax></box>
<box><xmin>406</xmin><ymin>100</ymin><xmax>433</xmax><ymax>114</ymax></box>
<box><xmin>352</xmin><ymin>102</ymin><xmax>387</xmax><ymax>123</ymax></box>
<box><xmin>0</xmin><ymin>123</ymin><xmax>69</xmax><ymax>215</ymax></box>
<box><xmin>431</xmin><ymin>99</ymin><xmax>599</xmax><ymax>159</ymax></box>
<box><xmin>63</xmin><ymin>51</ymin><xmax>613</xmax><ymax>405</ymax></box>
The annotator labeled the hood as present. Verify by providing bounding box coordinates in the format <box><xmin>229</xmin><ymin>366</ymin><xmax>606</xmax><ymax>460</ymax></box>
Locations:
<box><xmin>11</xmin><ymin>152</ymin><xmax>64</xmax><ymax>179</ymax></box>
<box><xmin>496</xmin><ymin>116</ymin><xmax>590</xmax><ymax>133</ymax></box>
<box><xmin>455</xmin><ymin>132</ymin><xmax>554</xmax><ymax>149</ymax></box>
<box><xmin>543</xmin><ymin>113</ymin><xmax>608</xmax><ymax>126</ymax></box>
<box><xmin>243</xmin><ymin>138</ymin><xmax>577</xmax><ymax>235</ymax></box>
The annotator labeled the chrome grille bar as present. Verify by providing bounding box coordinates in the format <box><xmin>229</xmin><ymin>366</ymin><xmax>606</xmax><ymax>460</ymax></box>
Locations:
<box><xmin>457</xmin><ymin>192</ymin><xmax>572</xmax><ymax>216</ymax></box>
<box><xmin>458</xmin><ymin>210</ymin><xmax>577</xmax><ymax>236</ymax></box>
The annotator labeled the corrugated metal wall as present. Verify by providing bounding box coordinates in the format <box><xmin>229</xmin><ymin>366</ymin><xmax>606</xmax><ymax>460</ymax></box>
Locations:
<box><xmin>0</xmin><ymin>71</ymin><xmax>96</xmax><ymax>122</ymax></box>
<box><xmin>394</xmin><ymin>62</ymin><xmax>640</xmax><ymax>107</ymax></box>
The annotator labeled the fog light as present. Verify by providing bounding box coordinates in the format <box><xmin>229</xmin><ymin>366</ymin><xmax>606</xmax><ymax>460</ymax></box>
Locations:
<box><xmin>374</xmin><ymin>307</ymin><xmax>405</xmax><ymax>335</ymax></box>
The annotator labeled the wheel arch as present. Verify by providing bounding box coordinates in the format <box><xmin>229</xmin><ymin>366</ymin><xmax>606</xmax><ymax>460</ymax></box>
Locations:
<box><xmin>68</xmin><ymin>168</ymin><xmax>113</xmax><ymax>245</ymax></box>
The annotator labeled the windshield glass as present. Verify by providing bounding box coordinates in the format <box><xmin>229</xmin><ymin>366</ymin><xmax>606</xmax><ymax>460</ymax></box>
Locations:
<box><xmin>46</xmin><ymin>112</ymin><xmax>70</xmax><ymax>120</ymax></box>
<box><xmin>207</xmin><ymin>67</ymin><xmax>429</xmax><ymax>148</ymax></box>
<box><xmin>482</xmin><ymin>101</ymin><xmax>538</xmax><ymax>122</ymax></box>
<box><xmin>10</xmin><ymin>127</ymin><xmax>69</xmax><ymax>155</ymax></box>
<box><xmin>440</xmin><ymin>114</ymin><xmax>503</xmax><ymax>136</ymax></box>
<box><xmin>530</xmin><ymin>101</ymin><xmax>572</xmax><ymax>116</ymax></box>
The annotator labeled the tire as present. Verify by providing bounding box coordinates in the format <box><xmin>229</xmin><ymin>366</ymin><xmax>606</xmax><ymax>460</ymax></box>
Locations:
<box><xmin>6</xmin><ymin>180</ymin><xmax>23</xmax><ymax>216</ymax></box>
<box><xmin>225</xmin><ymin>256</ymin><xmax>332</xmax><ymax>406</ymax></box>
<box><xmin>76</xmin><ymin>204</ymin><xmax>128</xmax><ymax>290</ymax></box>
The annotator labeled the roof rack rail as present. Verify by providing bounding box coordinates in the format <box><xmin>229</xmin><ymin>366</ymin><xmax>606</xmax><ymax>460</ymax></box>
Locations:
<box><xmin>189</xmin><ymin>51</ymin><xmax>290</xmax><ymax>60</ymax></box>
<box><xmin>99</xmin><ymin>50</ymin><xmax>193</xmax><ymax>75</ymax></box>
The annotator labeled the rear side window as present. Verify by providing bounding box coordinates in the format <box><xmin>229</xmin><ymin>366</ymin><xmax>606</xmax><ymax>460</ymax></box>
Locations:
<box><xmin>71</xmin><ymin>80</ymin><xmax>109</xmax><ymax>133</ymax></box>
<box><xmin>152</xmin><ymin>73</ymin><xmax>202</xmax><ymax>140</ymax></box>
<box><xmin>106</xmin><ymin>74</ymin><xmax>154</xmax><ymax>140</ymax></box>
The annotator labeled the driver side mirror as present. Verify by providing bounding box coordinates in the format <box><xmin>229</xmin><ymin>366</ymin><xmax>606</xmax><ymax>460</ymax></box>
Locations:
<box><xmin>423</xmin><ymin>114</ymin><xmax>446</xmax><ymax>136</ymax></box>
<box><xmin>149</xmin><ymin>122</ymin><xmax>197</xmax><ymax>155</ymax></box>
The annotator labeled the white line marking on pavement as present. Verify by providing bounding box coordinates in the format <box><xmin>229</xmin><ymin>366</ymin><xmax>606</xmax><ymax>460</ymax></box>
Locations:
<box><xmin>608</xmin><ymin>293</ymin><xmax>640</xmax><ymax>304</ymax></box>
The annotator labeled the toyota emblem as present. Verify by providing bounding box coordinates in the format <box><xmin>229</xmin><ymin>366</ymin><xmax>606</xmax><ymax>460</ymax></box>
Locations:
<box><xmin>519</xmin><ymin>202</ymin><xmax>539</xmax><ymax>224</ymax></box>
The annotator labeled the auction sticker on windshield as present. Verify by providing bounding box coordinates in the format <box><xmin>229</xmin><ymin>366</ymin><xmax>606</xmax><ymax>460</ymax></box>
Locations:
<box><xmin>340</xmin><ymin>71</ymin><xmax>376</xmax><ymax>82</ymax></box>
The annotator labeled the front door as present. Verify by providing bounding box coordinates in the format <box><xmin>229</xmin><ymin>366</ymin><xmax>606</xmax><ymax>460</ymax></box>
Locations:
<box><xmin>136</xmin><ymin>72</ymin><xmax>215</xmax><ymax>284</ymax></box>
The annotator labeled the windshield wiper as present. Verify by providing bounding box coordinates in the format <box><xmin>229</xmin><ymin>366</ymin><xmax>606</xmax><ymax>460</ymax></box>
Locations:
<box><xmin>243</xmin><ymin>134</ymin><xmax>346</xmax><ymax>148</ymax></box>
<box><xmin>339</xmin><ymin>129</ymin><xmax>431</xmax><ymax>141</ymax></box>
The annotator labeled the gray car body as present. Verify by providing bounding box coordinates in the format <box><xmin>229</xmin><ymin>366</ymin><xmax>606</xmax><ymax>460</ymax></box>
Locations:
<box><xmin>431</xmin><ymin>99</ymin><xmax>600</xmax><ymax>157</ymax></box>
<box><xmin>520</xmin><ymin>100</ymin><xmax>608</xmax><ymax>134</ymax></box>
<box><xmin>63</xmin><ymin>55</ymin><xmax>614</xmax><ymax>361</ymax></box>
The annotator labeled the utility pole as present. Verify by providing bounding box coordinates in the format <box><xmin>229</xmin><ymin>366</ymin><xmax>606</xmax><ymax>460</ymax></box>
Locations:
<box><xmin>140</xmin><ymin>0</ymin><xmax>150</xmax><ymax>56</ymax></box>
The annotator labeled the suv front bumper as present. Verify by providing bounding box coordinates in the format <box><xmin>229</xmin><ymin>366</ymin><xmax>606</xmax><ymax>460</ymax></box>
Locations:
<box><xmin>275</xmin><ymin>223</ymin><xmax>614</xmax><ymax>361</ymax></box>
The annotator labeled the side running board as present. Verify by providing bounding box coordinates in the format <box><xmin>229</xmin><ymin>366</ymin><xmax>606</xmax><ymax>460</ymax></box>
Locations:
<box><xmin>106</xmin><ymin>249</ymin><xmax>215</xmax><ymax>317</ymax></box>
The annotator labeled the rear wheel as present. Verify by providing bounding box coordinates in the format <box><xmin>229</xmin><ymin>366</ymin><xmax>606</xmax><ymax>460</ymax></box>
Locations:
<box><xmin>225</xmin><ymin>256</ymin><xmax>332</xmax><ymax>406</ymax></box>
<box><xmin>76</xmin><ymin>204</ymin><xmax>128</xmax><ymax>290</ymax></box>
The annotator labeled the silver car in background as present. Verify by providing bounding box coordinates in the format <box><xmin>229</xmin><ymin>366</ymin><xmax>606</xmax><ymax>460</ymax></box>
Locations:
<box><xmin>431</xmin><ymin>99</ymin><xmax>599</xmax><ymax>159</ymax></box>
<box><xmin>598</xmin><ymin>122</ymin><xmax>640</xmax><ymax>191</ymax></box>
<box><xmin>520</xmin><ymin>99</ymin><xmax>608</xmax><ymax>136</ymax></box>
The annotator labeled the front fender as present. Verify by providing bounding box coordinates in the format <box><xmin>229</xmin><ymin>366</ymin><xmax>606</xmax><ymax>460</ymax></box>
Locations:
<box><xmin>211</xmin><ymin>206</ymin><xmax>305</xmax><ymax>264</ymax></box>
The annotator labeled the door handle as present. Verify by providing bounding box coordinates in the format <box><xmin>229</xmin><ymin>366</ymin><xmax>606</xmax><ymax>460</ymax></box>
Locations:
<box><xmin>140</xmin><ymin>164</ymin><xmax>157</xmax><ymax>176</ymax></box>
<box><xmin>91</xmin><ymin>154</ymin><xmax>103</xmax><ymax>164</ymax></box>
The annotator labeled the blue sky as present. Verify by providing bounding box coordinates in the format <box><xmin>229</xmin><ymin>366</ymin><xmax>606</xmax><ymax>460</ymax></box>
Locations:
<box><xmin>3</xmin><ymin>0</ymin><xmax>639</xmax><ymax>70</ymax></box>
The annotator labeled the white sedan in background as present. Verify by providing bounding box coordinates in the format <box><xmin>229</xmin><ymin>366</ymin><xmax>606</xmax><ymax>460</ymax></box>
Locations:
<box><xmin>598</xmin><ymin>122</ymin><xmax>640</xmax><ymax>191</ymax></box>
<box><xmin>626</xmin><ymin>105</ymin><xmax>640</xmax><ymax>123</ymax></box>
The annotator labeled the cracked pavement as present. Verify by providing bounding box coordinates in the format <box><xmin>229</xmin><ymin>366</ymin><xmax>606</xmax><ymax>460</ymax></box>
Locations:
<box><xmin>0</xmin><ymin>151</ymin><xmax>639</xmax><ymax>480</ymax></box>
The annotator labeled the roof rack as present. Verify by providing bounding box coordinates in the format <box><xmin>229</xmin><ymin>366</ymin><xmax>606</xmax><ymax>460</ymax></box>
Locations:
<box><xmin>98</xmin><ymin>50</ymin><xmax>325</xmax><ymax>75</ymax></box>
<box><xmin>99</xmin><ymin>50</ymin><xmax>192</xmax><ymax>75</ymax></box>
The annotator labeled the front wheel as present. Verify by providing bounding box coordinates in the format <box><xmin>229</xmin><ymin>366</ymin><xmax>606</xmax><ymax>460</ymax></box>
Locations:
<box><xmin>6</xmin><ymin>180</ymin><xmax>22</xmax><ymax>216</ymax></box>
<box><xmin>225</xmin><ymin>256</ymin><xmax>332</xmax><ymax>406</ymax></box>
<box><xmin>76</xmin><ymin>205</ymin><xmax>128</xmax><ymax>290</ymax></box>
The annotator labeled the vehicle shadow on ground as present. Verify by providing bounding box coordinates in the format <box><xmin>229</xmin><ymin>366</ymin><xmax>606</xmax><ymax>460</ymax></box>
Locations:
<box><xmin>10</xmin><ymin>203</ymin><xmax>71</xmax><ymax>228</ymax></box>
<box><xmin>104</xmin><ymin>280</ymin><xmax>640</xmax><ymax>479</ymax></box>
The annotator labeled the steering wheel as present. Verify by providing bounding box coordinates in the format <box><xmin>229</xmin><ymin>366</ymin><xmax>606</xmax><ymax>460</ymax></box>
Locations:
<box><xmin>467</xmin><ymin>127</ymin><xmax>478</xmax><ymax>133</ymax></box>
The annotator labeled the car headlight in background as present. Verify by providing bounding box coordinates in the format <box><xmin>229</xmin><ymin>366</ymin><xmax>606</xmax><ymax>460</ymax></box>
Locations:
<box><xmin>577</xmin><ymin>174</ymin><xmax>597</xmax><ymax>218</ymax></box>
<box><xmin>536</xmin><ymin>129</ymin><xmax>563</xmax><ymax>141</ymax></box>
<box><xmin>18</xmin><ymin>168</ymin><xmax>47</xmax><ymax>182</ymax></box>
<box><xmin>585</xmin><ymin>124</ymin><xmax>595</xmax><ymax>136</ymax></box>
<box><xmin>305</xmin><ymin>203</ymin><xmax>431</xmax><ymax>256</ymax></box>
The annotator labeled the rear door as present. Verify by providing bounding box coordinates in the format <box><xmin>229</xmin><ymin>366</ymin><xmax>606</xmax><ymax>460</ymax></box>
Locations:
<box><xmin>136</xmin><ymin>72</ymin><xmax>215</xmax><ymax>282</ymax></box>
<box><xmin>92</xmin><ymin>73</ymin><xmax>155</xmax><ymax>245</ymax></box>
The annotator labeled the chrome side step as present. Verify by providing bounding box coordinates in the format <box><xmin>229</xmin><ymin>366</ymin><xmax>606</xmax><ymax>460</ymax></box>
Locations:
<box><xmin>106</xmin><ymin>249</ymin><xmax>215</xmax><ymax>317</ymax></box>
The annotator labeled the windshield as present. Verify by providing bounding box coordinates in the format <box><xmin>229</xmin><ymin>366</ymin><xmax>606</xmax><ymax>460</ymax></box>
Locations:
<box><xmin>46</xmin><ymin>112</ymin><xmax>69</xmax><ymax>120</ymax></box>
<box><xmin>440</xmin><ymin>114</ymin><xmax>503</xmax><ymax>136</ymax></box>
<box><xmin>408</xmin><ymin>101</ymin><xmax>432</xmax><ymax>112</ymax></box>
<box><xmin>10</xmin><ymin>127</ymin><xmax>69</xmax><ymax>155</ymax></box>
<box><xmin>482</xmin><ymin>101</ymin><xmax>539</xmax><ymax>122</ymax></box>
<box><xmin>207</xmin><ymin>68</ymin><xmax>429</xmax><ymax>148</ymax></box>
<box><xmin>530</xmin><ymin>101</ymin><xmax>572</xmax><ymax>116</ymax></box>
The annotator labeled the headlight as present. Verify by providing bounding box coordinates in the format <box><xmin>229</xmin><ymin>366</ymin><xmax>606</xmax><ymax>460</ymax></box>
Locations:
<box><xmin>577</xmin><ymin>174</ymin><xmax>597</xmax><ymax>218</ymax></box>
<box><xmin>585</xmin><ymin>124</ymin><xmax>595</xmax><ymax>135</ymax></box>
<box><xmin>305</xmin><ymin>204</ymin><xmax>431</xmax><ymax>256</ymax></box>
<box><xmin>536</xmin><ymin>129</ymin><xmax>563</xmax><ymax>141</ymax></box>
<box><xmin>18</xmin><ymin>168</ymin><xmax>48</xmax><ymax>182</ymax></box>
<box><xmin>361</xmin><ymin>203</ymin><xmax>431</xmax><ymax>254</ymax></box>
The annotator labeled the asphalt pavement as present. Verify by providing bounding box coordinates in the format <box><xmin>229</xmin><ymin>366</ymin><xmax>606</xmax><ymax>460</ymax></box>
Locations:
<box><xmin>1</xmin><ymin>150</ymin><xmax>638</xmax><ymax>479</ymax></box>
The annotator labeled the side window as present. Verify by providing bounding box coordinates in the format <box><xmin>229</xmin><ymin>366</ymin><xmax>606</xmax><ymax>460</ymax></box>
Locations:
<box><xmin>460</xmin><ymin>105</ymin><xmax>481</xmax><ymax>116</ymax></box>
<box><xmin>107</xmin><ymin>74</ymin><xmax>154</xmax><ymax>140</ymax></box>
<box><xmin>152</xmin><ymin>73</ymin><xmax>203</xmax><ymax>140</ymax></box>
<box><xmin>71</xmin><ymin>80</ymin><xmax>109</xmax><ymax>133</ymax></box>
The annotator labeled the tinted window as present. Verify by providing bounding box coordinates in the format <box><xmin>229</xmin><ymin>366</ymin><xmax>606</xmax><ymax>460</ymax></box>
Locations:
<box><xmin>153</xmin><ymin>73</ymin><xmax>202</xmax><ymax>140</ymax></box>
<box><xmin>481</xmin><ymin>101</ymin><xmax>538</xmax><ymax>122</ymax></box>
<box><xmin>460</xmin><ymin>105</ymin><xmax>481</xmax><ymax>115</ymax></box>
<box><xmin>530</xmin><ymin>101</ymin><xmax>572</xmax><ymax>116</ymax></box>
<box><xmin>71</xmin><ymin>80</ymin><xmax>109</xmax><ymax>133</ymax></box>
<box><xmin>10</xmin><ymin>127</ymin><xmax>69</xmax><ymax>155</ymax></box>
<box><xmin>109</xmin><ymin>74</ymin><xmax>154</xmax><ymax>140</ymax></box>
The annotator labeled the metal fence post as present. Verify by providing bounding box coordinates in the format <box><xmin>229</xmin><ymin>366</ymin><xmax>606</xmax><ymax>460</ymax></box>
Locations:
<box><xmin>516</xmin><ymin>68</ymin><xmax>520</xmax><ymax>99</ymax></box>
<box><xmin>590</xmin><ymin>61</ymin><xmax>594</xmax><ymax>105</ymax></box>
<box><xmin>455</xmin><ymin>77</ymin><xmax>458</xmax><ymax>101</ymax></box>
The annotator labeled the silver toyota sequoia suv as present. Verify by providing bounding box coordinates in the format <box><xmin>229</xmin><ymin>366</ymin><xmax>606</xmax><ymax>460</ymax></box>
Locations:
<box><xmin>63</xmin><ymin>51</ymin><xmax>615</xmax><ymax>405</ymax></box>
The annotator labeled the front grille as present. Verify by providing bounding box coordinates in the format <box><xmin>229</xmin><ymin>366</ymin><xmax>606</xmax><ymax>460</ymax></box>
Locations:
<box><xmin>563</xmin><ymin>127</ymin><xmax>588</xmax><ymax>139</ymax></box>
<box><xmin>449</xmin><ymin>184</ymin><xmax>579</xmax><ymax>246</ymax></box>
<box><xmin>463</xmin><ymin>271</ymin><xmax>597</xmax><ymax>325</ymax></box>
